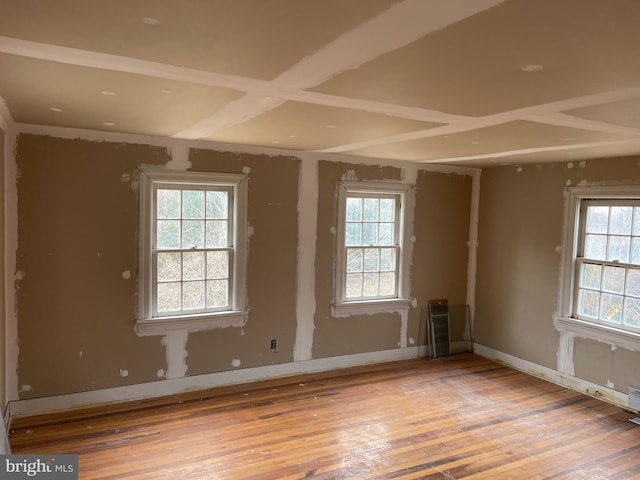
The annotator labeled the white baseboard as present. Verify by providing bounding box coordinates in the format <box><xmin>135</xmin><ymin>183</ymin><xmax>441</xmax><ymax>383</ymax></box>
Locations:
<box><xmin>473</xmin><ymin>343</ymin><xmax>632</xmax><ymax>411</ymax></box>
<box><xmin>9</xmin><ymin>346</ymin><xmax>429</xmax><ymax>418</ymax></box>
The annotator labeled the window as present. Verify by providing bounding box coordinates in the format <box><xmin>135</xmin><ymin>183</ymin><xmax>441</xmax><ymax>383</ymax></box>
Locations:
<box><xmin>557</xmin><ymin>186</ymin><xmax>640</xmax><ymax>351</ymax></box>
<box><xmin>575</xmin><ymin>200</ymin><xmax>640</xmax><ymax>332</ymax></box>
<box><xmin>334</xmin><ymin>181</ymin><xmax>412</xmax><ymax>316</ymax></box>
<box><xmin>136</xmin><ymin>167</ymin><xmax>248</xmax><ymax>335</ymax></box>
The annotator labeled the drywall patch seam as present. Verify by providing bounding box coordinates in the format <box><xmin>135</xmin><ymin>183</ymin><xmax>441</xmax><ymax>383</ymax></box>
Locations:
<box><xmin>161</xmin><ymin>330</ymin><xmax>188</xmax><ymax>380</ymax></box>
<box><xmin>399</xmin><ymin>310</ymin><xmax>408</xmax><ymax>348</ymax></box>
<box><xmin>466</xmin><ymin>170</ymin><xmax>481</xmax><ymax>334</ymax></box>
<box><xmin>293</xmin><ymin>159</ymin><xmax>318</xmax><ymax>362</ymax></box>
<box><xmin>5</xmin><ymin>127</ymin><xmax>19</xmax><ymax>404</ymax></box>
<box><xmin>0</xmin><ymin>95</ymin><xmax>11</xmax><ymax>131</ymax></box>
<box><xmin>166</xmin><ymin>145</ymin><xmax>191</xmax><ymax>170</ymax></box>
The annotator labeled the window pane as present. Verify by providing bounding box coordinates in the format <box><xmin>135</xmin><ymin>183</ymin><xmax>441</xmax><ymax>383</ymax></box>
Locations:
<box><xmin>634</xmin><ymin>208</ymin><xmax>640</xmax><ymax>235</ymax></box>
<box><xmin>363</xmin><ymin>198</ymin><xmax>379</xmax><ymax>222</ymax></box>
<box><xmin>341</xmin><ymin>189</ymin><xmax>403</xmax><ymax>303</ymax></box>
<box><xmin>345</xmin><ymin>223</ymin><xmax>361</xmax><ymax>246</ymax></box>
<box><xmin>206</xmin><ymin>220</ymin><xmax>228</xmax><ymax>248</ymax></box>
<box><xmin>346</xmin><ymin>273</ymin><xmax>362</xmax><ymax>298</ymax></box>
<box><xmin>182</xmin><ymin>220</ymin><xmax>205</xmax><ymax>248</ymax></box>
<box><xmin>158</xmin><ymin>282</ymin><xmax>181</xmax><ymax>312</ymax></box>
<box><xmin>183</xmin><ymin>281</ymin><xmax>205</xmax><ymax>310</ymax></box>
<box><xmin>206</xmin><ymin>191</ymin><xmax>228</xmax><ymax>219</ymax></box>
<box><xmin>579</xmin><ymin>263</ymin><xmax>601</xmax><ymax>289</ymax></box>
<box><xmin>631</xmin><ymin>238</ymin><xmax>640</xmax><ymax>265</ymax></box>
<box><xmin>157</xmin><ymin>190</ymin><xmax>180</xmax><ymax>219</ymax></box>
<box><xmin>157</xmin><ymin>252</ymin><xmax>181</xmax><ymax>282</ymax></box>
<box><xmin>183</xmin><ymin>252</ymin><xmax>205</xmax><ymax>281</ymax></box>
<box><xmin>363</xmin><ymin>273</ymin><xmax>379</xmax><ymax>296</ymax></box>
<box><xmin>624</xmin><ymin>297</ymin><xmax>640</xmax><ymax>328</ymax></box>
<box><xmin>379</xmin><ymin>272</ymin><xmax>396</xmax><ymax>296</ymax></box>
<box><xmin>207</xmin><ymin>279</ymin><xmax>228</xmax><ymax>308</ymax></box>
<box><xmin>182</xmin><ymin>191</ymin><xmax>204</xmax><ymax>219</ymax></box>
<box><xmin>584</xmin><ymin>234</ymin><xmax>606</xmax><ymax>260</ymax></box>
<box><xmin>607</xmin><ymin>236</ymin><xmax>630</xmax><ymax>263</ymax></box>
<box><xmin>364</xmin><ymin>248</ymin><xmax>380</xmax><ymax>272</ymax></box>
<box><xmin>600</xmin><ymin>293</ymin><xmax>623</xmax><ymax>324</ymax></box>
<box><xmin>379</xmin><ymin>223</ymin><xmax>394</xmax><ymax>245</ymax></box>
<box><xmin>610</xmin><ymin>206</ymin><xmax>632</xmax><ymax>235</ymax></box>
<box><xmin>363</xmin><ymin>223</ymin><xmax>378</xmax><ymax>245</ymax></box>
<box><xmin>157</xmin><ymin>220</ymin><xmax>180</xmax><ymax>249</ymax></box>
<box><xmin>379</xmin><ymin>198</ymin><xmax>395</xmax><ymax>222</ymax></box>
<box><xmin>380</xmin><ymin>248</ymin><xmax>396</xmax><ymax>271</ymax></box>
<box><xmin>578</xmin><ymin>289</ymin><xmax>599</xmax><ymax>318</ymax></box>
<box><xmin>626</xmin><ymin>269</ymin><xmax>640</xmax><ymax>297</ymax></box>
<box><xmin>586</xmin><ymin>206</ymin><xmax>609</xmax><ymax>234</ymax></box>
<box><xmin>207</xmin><ymin>251</ymin><xmax>228</xmax><ymax>279</ymax></box>
<box><xmin>346</xmin><ymin>198</ymin><xmax>362</xmax><ymax>221</ymax></box>
<box><xmin>602</xmin><ymin>265</ymin><xmax>625</xmax><ymax>294</ymax></box>
<box><xmin>346</xmin><ymin>249</ymin><xmax>363</xmax><ymax>273</ymax></box>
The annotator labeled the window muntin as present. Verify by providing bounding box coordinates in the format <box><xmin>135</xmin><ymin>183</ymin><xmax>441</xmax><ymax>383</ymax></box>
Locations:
<box><xmin>138</xmin><ymin>167</ymin><xmax>247</xmax><ymax>329</ymax></box>
<box><xmin>575</xmin><ymin>200</ymin><xmax>640</xmax><ymax>332</ymax></box>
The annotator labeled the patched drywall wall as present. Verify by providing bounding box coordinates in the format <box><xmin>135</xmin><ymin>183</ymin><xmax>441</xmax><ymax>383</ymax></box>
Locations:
<box><xmin>12</xmin><ymin>134</ymin><xmax>475</xmax><ymax>403</ymax></box>
<box><xmin>312</xmin><ymin>161</ymin><xmax>472</xmax><ymax>358</ymax></box>
<box><xmin>313</xmin><ymin>161</ymin><xmax>403</xmax><ymax>358</ymax></box>
<box><xmin>13</xmin><ymin>136</ymin><xmax>301</xmax><ymax>399</ymax></box>
<box><xmin>409</xmin><ymin>170</ymin><xmax>471</xmax><ymax>348</ymax></box>
<box><xmin>15</xmin><ymin>135</ymin><xmax>167</xmax><ymax>398</ymax></box>
<box><xmin>475</xmin><ymin>157</ymin><xmax>640</xmax><ymax>392</ymax></box>
<box><xmin>573</xmin><ymin>337</ymin><xmax>640</xmax><ymax>394</ymax></box>
<box><xmin>187</xmin><ymin>149</ymin><xmax>300</xmax><ymax>374</ymax></box>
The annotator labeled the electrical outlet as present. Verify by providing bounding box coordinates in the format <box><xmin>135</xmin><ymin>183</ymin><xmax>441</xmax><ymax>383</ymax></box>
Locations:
<box><xmin>270</xmin><ymin>339</ymin><xmax>278</xmax><ymax>352</ymax></box>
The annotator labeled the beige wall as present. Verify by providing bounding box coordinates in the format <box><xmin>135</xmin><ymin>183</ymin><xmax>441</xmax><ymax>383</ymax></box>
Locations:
<box><xmin>187</xmin><ymin>149</ymin><xmax>300</xmax><ymax>373</ymax></box>
<box><xmin>12</xmin><ymin>134</ymin><xmax>474</xmax><ymax>401</ymax></box>
<box><xmin>0</xmin><ymin>127</ymin><xmax>5</xmax><ymax>412</ymax></box>
<box><xmin>16</xmin><ymin>135</ymin><xmax>168</xmax><ymax>397</ymax></box>
<box><xmin>14</xmin><ymin>135</ymin><xmax>302</xmax><ymax>399</ymax></box>
<box><xmin>10</xmin><ymin>130</ymin><xmax>640</xmax><ymax>406</ymax></box>
<box><xmin>475</xmin><ymin>157</ymin><xmax>640</xmax><ymax>392</ymax></box>
<box><xmin>312</xmin><ymin>161</ymin><xmax>472</xmax><ymax>358</ymax></box>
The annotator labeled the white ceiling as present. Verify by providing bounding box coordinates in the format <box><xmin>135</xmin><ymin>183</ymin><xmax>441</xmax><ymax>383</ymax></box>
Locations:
<box><xmin>1</xmin><ymin>0</ymin><xmax>640</xmax><ymax>167</ymax></box>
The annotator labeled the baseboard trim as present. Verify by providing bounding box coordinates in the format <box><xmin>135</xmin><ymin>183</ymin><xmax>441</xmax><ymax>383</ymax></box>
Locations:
<box><xmin>9</xmin><ymin>346</ymin><xmax>429</xmax><ymax>418</ymax></box>
<box><xmin>473</xmin><ymin>343</ymin><xmax>632</xmax><ymax>411</ymax></box>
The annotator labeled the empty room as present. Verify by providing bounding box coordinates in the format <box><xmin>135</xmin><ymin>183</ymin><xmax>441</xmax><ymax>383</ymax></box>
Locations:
<box><xmin>1</xmin><ymin>0</ymin><xmax>640</xmax><ymax>478</ymax></box>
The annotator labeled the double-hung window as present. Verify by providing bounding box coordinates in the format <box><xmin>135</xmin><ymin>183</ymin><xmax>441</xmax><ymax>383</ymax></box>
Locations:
<box><xmin>557</xmin><ymin>186</ymin><xmax>640</xmax><ymax>351</ymax></box>
<box><xmin>575</xmin><ymin>200</ymin><xmax>640</xmax><ymax>331</ymax></box>
<box><xmin>334</xmin><ymin>181</ymin><xmax>412</xmax><ymax>316</ymax></box>
<box><xmin>136</xmin><ymin>167</ymin><xmax>248</xmax><ymax>335</ymax></box>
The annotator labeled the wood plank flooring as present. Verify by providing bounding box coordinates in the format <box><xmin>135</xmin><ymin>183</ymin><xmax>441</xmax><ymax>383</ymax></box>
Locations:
<box><xmin>9</xmin><ymin>354</ymin><xmax>640</xmax><ymax>479</ymax></box>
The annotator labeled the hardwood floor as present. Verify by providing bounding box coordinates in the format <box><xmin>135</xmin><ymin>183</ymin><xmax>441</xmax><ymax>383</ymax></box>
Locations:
<box><xmin>9</xmin><ymin>354</ymin><xmax>640</xmax><ymax>479</ymax></box>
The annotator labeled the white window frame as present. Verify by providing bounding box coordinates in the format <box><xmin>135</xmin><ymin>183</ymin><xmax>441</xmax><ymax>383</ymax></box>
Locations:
<box><xmin>333</xmin><ymin>181</ymin><xmax>413</xmax><ymax>317</ymax></box>
<box><xmin>556</xmin><ymin>185</ymin><xmax>640</xmax><ymax>351</ymax></box>
<box><xmin>136</xmin><ymin>166</ymin><xmax>249</xmax><ymax>335</ymax></box>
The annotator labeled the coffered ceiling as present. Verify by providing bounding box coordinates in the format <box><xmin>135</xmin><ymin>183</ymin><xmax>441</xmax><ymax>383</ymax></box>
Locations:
<box><xmin>1</xmin><ymin>0</ymin><xmax>640</xmax><ymax>167</ymax></box>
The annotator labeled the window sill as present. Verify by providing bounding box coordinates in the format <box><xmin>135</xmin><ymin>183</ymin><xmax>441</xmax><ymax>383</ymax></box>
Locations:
<box><xmin>332</xmin><ymin>298</ymin><xmax>411</xmax><ymax>317</ymax></box>
<box><xmin>554</xmin><ymin>315</ymin><xmax>640</xmax><ymax>350</ymax></box>
<box><xmin>136</xmin><ymin>310</ymin><xmax>249</xmax><ymax>336</ymax></box>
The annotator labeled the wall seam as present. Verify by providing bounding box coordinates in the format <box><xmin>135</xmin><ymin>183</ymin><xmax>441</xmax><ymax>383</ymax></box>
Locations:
<box><xmin>466</xmin><ymin>169</ymin><xmax>481</xmax><ymax>335</ymax></box>
<box><xmin>4</xmin><ymin>126</ymin><xmax>18</xmax><ymax>404</ymax></box>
